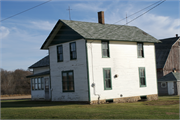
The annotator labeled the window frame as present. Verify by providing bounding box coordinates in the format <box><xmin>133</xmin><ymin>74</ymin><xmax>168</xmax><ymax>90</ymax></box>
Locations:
<box><xmin>101</xmin><ymin>41</ymin><xmax>110</xmax><ymax>58</ymax></box>
<box><xmin>138</xmin><ymin>67</ymin><xmax>146</xmax><ymax>87</ymax></box>
<box><xmin>57</xmin><ymin>45</ymin><xmax>63</xmax><ymax>62</ymax></box>
<box><xmin>38</xmin><ymin>77</ymin><xmax>41</xmax><ymax>90</ymax></box>
<box><xmin>35</xmin><ymin>78</ymin><xmax>38</xmax><ymax>90</ymax></box>
<box><xmin>41</xmin><ymin>77</ymin><xmax>44</xmax><ymax>90</ymax></box>
<box><xmin>69</xmin><ymin>42</ymin><xmax>77</xmax><ymax>60</ymax></box>
<box><xmin>161</xmin><ymin>82</ymin><xmax>167</xmax><ymax>88</ymax></box>
<box><xmin>137</xmin><ymin>42</ymin><xmax>144</xmax><ymax>58</ymax></box>
<box><xmin>62</xmin><ymin>70</ymin><xmax>75</xmax><ymax>92</ymax></box>
<box><xmin>103</xmin><ymin>68</ymin><xmax>112</xmax><ymax>90</ymax></box>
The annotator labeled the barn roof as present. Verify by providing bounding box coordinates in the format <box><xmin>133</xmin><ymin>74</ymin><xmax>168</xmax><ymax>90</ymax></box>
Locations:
<box><xmin>158</xmin><ymin>72</ymin><xmax>180</xmax><ymax>82</ymax></box>
<box><xmin>29</xmin><ymin>55</ymin><xmax>49</xmax><ymax>68</ymax></box>
<box><xmin>41</xmin><ymin>19</ymin><xmax>159</xmax><ymax>49</ymax></box>
<box><xmin>155</xmin><ymin>37</ymin><xmax>179</xmax><ymax>69</ymax></box>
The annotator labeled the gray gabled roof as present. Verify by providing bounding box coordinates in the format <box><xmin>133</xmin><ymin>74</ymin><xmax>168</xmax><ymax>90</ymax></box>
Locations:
<box><xmin>29</xmin><ymin>55</ymin><xmax>49</xmax><ymax>68</ymax></box>
<box><xmin>26</xmin><ymin>71</ymin><xmax>50</xmax><ymax>78</ymax></box>
<box><xmin>41</xmin><ymin>19</ymin><xmax>159</xmax><ymax>49</ymax></box>
<box><xmin>155</xmin><ymin>37</ymin><xmax>179</xmax><ymax>69</ymax></box>
<box><xmin>158</xmin><ymin>72</ymin><xmax>180</xmax><ymax>82</ymax></box>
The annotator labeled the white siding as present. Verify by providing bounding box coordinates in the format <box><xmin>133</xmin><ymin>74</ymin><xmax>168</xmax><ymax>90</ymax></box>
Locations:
<box><xmin>31</xmin><ymin>75</ymin><xmax>50</xmax><ymax>100</ymax></box>
<box><xmin>33</xmin><ymin>67</ymin><xmax>49</xmax><ymax>74</ymax></box>
<box><xmin>49</xmin><ymin>39</ymin><xmax>89</xmax><ymax>101</ymax></box>
<box><xmin>87</xmin><ymin>40</ymin><xmax>158</xmax><ymax>101</ymax></box>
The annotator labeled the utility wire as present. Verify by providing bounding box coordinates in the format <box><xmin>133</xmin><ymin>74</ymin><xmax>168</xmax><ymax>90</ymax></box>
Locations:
<box><xmin>126</xmin><ymin>0</ymin><xmax>166</xmax><ymax>25</ymax></box>
<box><xmin>0</xmin><ymin>0</ymin><xmax>52</xmax><ymax>22</ymax></box>
<box><xmin>114</xmin><ymin>0</ymin><xmax>163</xmax><ymax>24</ymax></box>
<box><xmin>98</xmin><ymin>0</ymin><xmax>166</xmax><ymax>38</ymax></box>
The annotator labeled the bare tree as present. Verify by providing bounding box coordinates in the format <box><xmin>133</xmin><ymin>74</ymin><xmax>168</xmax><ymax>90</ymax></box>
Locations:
<box><xmin>1</xmin><ymin>68</ymin><xmax>32</xmax><ymax>95</ymax></box>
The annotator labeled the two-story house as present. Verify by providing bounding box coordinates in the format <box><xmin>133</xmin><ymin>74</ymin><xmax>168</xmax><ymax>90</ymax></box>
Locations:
<box><xmin>27</xmin><ymin>11</ymin><xmax>160</xmax><ymax>104</ymax></box>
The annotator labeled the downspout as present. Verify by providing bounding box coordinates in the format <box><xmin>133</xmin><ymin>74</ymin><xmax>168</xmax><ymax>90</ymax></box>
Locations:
<box><xmin>89</xmin><ymin>40</ymin><xmax>100</xmax><ymax>104</ymax></box>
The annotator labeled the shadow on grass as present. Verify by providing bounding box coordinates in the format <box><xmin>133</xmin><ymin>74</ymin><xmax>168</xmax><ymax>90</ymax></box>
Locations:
<box><xmin>1</xmin><ymin>99</ymin><xmax>86</xmax><ymax>108</ymax></box>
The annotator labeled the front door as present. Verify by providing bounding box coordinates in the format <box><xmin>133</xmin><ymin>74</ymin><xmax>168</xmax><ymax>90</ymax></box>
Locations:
<box><xmin>45</xmin><ymin>78</ymin><xmax>49</xmax><ymax>100</ymax></box>
<box><xmin>168</xmin><ymin>82</ymin><xmax>174</xmax><ymax>95</ymax></box>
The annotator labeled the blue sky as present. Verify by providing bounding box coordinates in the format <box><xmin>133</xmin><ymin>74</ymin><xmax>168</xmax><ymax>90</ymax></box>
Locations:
<box><xmin>0</xmin><ymin>0</ymin><xmax>180</xmax><ymax>71</ymax></box>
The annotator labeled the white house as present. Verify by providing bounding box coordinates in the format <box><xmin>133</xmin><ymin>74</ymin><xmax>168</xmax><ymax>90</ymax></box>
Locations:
<box><xmin>27</xmin><ymin>11</ymin><xmax>159</xmax><ymax>104</ymax></box>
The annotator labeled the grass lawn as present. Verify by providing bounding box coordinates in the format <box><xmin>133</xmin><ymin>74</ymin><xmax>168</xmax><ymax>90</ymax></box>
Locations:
<box><xmin>1</xmin><ymin>96</ymin><xmax>179</xmax><ymax>119</ymax></box>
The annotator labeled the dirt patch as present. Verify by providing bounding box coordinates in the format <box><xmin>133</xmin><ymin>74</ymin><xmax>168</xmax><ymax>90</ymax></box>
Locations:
<box><xmin>166</xmin><ymin>112</ymin><xmax>179</xmax><ymax>115</ymax></box>
<box><xmin>1</xmin><ymin>94</ymin><xmax>31</xmax><ymax>97</ymax></box>
<box><xmin>1</xmin><ymin>95</ymin><xmax>31</xmax><ymax>100</ymax></box>
<box><xmin>144</xmin><ymin>100</ymin><xmax>179</xmax><ymax>105</ymax></box>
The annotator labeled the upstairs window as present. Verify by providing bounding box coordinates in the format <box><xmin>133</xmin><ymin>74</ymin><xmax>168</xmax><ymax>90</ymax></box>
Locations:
<box><xmin>103</xmin><ymin>68</ymin><xmax>112</xmax><ymax>90</ymax></box>
<box><xmin>139</xmin><ymin>67</ymin><xmax>146</xmax><ymax>87</ymax></box>
<box><xmin>70</xmin><ymin>42</ymin><xmax>77</xmax><ymax>60</ymax></box>
<box><xmin>57</xmin><ymin>45</ymin><xmax>63</xmax><ymax>62</ymax></box>
<box><xmin>102</xmin><ymin>41</ymin><xmax>110</xmax><ymax>58</ymax></box>
<box><xmin>137</xmin><ymin>42</ymin><xmax>144</xmax><ymax>58</ymax></box>
<box><xmin>62</xmin><ymin>71</ymin><xmax>74</xmax><ymax>92</ymax></box>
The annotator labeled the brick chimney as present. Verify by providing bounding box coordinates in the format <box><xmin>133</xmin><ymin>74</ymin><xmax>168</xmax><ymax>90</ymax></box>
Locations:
<box><xmin>98</xmin><ymin>11</ymin><xmax>105</xmax><ymax>24</ymax></box>
<box><xmin>176</xmin><ymin>34</ymin><xmax>178</xmax><ymax>37</ymax></box>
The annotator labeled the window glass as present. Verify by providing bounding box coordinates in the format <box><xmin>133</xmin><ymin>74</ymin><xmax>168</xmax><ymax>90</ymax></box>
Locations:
<box><xmin>139</xmin><ymin>67</ymin><xmax>146</xmax><ymax>87</ymax></box>
<box><xmin>35</xmin><ymin>78</ymin><xmax>38</xmax><ymax>90</ymax></box>
<box><xmin>38</xmin><ymin>78</ymin><xmax>41</xmax><ymax>90</ymax></box>
<box><xmin>137</xmin><ymin>43</ymin><xmax>144</xmax><ymax>58</ymax></box>
<box><xmin>103</xmin><ymin>68</ymin><xmax>112</xmax><ymax>90</ymax></box>
<box><xmin>70</xmin><ymin>42</ymin><xmax>76</xmax><ymax>60</ymax></box>
<box><xmin>41</xmin><ymin>77</ymin><xmax>44</xmax><ymax>90</ymax></box>
<box><xmin>102</xmin><ymin>41</ymin><xmax>109</xmax><ymax>58</ymax></box>
<box><xmin>62</xmin><ymin>71</ymin><xmax>74</xmax><ymax>92</ymax></box>
<box><xmin>57</xmin><ymin>45</ymin><xmax>63</xmax><ymax>62</ymax></box>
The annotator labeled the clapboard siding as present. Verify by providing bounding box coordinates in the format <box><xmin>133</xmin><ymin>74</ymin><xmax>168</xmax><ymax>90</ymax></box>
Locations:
<box><xmin>87</xmin><ymin>40</ymin><xmax>158</xmax><ymax>101</ymax></box>
<box><xmin>33</xmin><ymin>67</ymin><xmax>49</xmax><ymax>74</ymax></box>
<box><xmin>49</xmin><ymin>39</ymin><xmax>89</xmax><ymax>101</ymax></box>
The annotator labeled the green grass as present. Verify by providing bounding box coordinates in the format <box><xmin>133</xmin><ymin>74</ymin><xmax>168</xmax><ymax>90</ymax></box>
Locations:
<box><xmin>1</xmin><ymin>96</ymin><xmax>179</xmax><ymax>119</ymax></box>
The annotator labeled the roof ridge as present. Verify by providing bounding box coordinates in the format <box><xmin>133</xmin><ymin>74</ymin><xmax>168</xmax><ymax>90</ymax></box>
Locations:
<box><xmin>60</xmin><ymin>19</ymin><xmax>137</xmax><ymax>27</ymax></box>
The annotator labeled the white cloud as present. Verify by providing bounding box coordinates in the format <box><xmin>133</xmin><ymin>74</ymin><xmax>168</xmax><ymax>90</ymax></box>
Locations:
<box><xmin>30</xmin><ymin>20</ymin><xmax>55</xmax><ymax>31</ymax></box>
<box><xmin>73</xmin><ymin>2</ymin><xmax>106</xmax><ymax>12</ymax></box>
<box><xmin>0</xmin><ymin>26</ymin><xmax>10</xmax><ymax>39</ymax></box>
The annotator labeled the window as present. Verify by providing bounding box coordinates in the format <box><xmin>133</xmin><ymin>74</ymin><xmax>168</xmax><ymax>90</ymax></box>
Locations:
<box><xmin>102</xmin><ymin>41</ymin><xmax>110</xmax><ymax>58</ymax></box>
<box><xmin>70</xmin><ymin>42</ymin><xmax>77</xmax><ymax>60</ymax></box>
<box><xmin>35</xmin><ymin>78</ymin><xmax>38</xmax><ymax>90</ymax></box>
<box><xmin>137</xmin><ymin>42</ymin><xmax>144</xmax><ymax>58</ymax></box>
<box><xmin>62</xmin><ymin>71</ymin><xmax>74</xmax><ymax>92</ymax></box>
<box><xmin>103</xmin><ymin>68</ymin><xmax>112</xmax><ymax>90</ymax></box>
<box><xmin>161</xmin><ymin>82</ymin><xmax>166</xmax><ymax>88</ymax></box>
<box><xmin>41</xmin><ymin>77</ymin><xmax>44</xmax><ymax>90</ymax></box>
<box><xmin>31</xmin><ymin>79</ymin><xmax>34</xmax><ymax>90</ymax></box>
<box><xmin>38</xmin><ymin>78</ymin><xmax>41</xmax><ymax>90</ymax></box>
<box><xmin>31</xmin><ymin>77</ymin><xmax>44</xmax><ymax>90</ymax></box>
<box><xmin>57</xmin><ymin>45</ymin><xmax>63</xmax><ymax>62</ymax></box>
<box><xmin>139</xmin><ymin>67</ymin><xmax>146</xmax><ymax>87</ymax></box>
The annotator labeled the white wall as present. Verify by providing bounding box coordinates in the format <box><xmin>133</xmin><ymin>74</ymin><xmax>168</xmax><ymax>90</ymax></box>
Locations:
<box><xmin>87</xmin><ymin>40</ymin><xmax>158</xmax><ymax>101</ymax></box>
<box><xmin>33</xmin><ymin>67</ymin><xmax>49</xmax><ymax>74</ymax></box>
<box><xmin>49</xmin><ymin>39</ymin><xmax>89</xmax><ymax>101</ymax></box>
